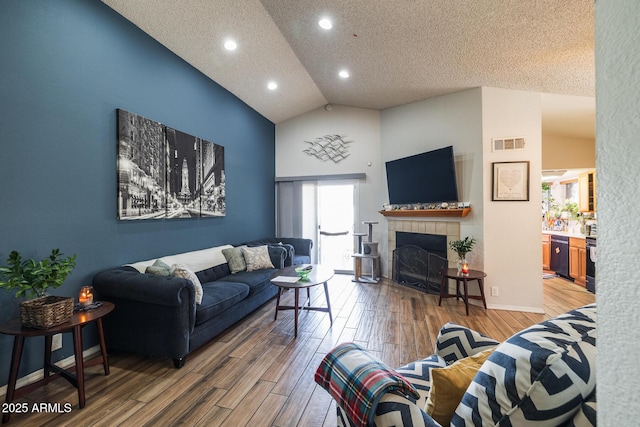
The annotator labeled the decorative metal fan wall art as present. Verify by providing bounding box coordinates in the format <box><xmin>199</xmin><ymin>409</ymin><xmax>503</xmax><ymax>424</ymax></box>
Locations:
<box><xmin>303</xmin><ymin>134</ymin><xmax>353</xmax><ymax>163</ymax></box>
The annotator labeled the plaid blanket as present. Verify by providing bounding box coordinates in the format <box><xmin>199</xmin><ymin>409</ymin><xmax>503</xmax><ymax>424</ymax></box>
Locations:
<box><xmin>315</xmin><ymin>342</ymin><xmax>420</xmax><ymax>427</ymax></box>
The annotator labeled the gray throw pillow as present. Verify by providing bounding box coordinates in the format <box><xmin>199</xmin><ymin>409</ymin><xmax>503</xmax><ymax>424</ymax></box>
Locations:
<box><xmin>145</xmin><ymin>259</ymin><xmax>171</xmax><ymax>276</ymax></box>
<box><xmin>222</xmin><ymin>246</ymin><xmax>247</xmax><ymax>274</ymax></box>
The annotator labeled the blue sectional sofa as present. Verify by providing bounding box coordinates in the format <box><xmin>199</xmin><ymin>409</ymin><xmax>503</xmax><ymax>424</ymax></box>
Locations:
<box><xmin>92</xmin><ymin>238</ymin><xmax>312</xmax><ymax>368</ymax></box>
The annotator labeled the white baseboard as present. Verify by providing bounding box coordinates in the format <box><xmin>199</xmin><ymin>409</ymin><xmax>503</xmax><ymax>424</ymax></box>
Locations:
<box><xmin>485</xmin><ymin>303</ymin><xmax>545</xmax><ymax>314</ymax></box>
<box><xmin>0</xmin><ymin>345</ymin><xmax>101</xmax><ymax>397</ymax></box>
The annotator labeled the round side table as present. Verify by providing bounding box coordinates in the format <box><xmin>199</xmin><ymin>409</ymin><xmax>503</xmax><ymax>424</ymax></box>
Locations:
<box><xmin>0</xmin><ymin>301</ymin><xmax>114</xmax><ymax>424</ymax></box>
<box><xmin>438</xmin><ymin>269</ymin><xmax>487</xmax><ymax>315</ymax></box>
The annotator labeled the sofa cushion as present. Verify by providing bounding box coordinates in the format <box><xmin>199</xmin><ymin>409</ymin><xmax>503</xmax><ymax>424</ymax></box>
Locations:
<box><xmin>195</xmin><ymin>263</ymin><xmax>232</xmax><ymax>284</ymax></box>
<box><xmin>171</xmin><ymin>264</ymin><xmax>203</xmax><ymax>304</ymax></box>
<box><xmin>195</xmin><ymin>281</ymin><xmax>250</xmax><ymax>325</ymax></box>
<box><xmin>425</xmin><ymin>347</ymin><xmax>495</xmax><ymax>426</ymax></box>
<box><xmin>453</xmin><ymin>304</ymin><xmax>596</xmax><ymax>426</ymax></box>
<box><xmin>242</xmin><ymin>245</ymin><xmax>275</xmax><ymax>271</ymax></box>
<box><xmin>222</xmin><ymin>268</ymin><xmax>277</xmax><ymax>296</ymax></box>
<box><xmin>222</xmin><ymin>246</ymin><xmax>247</xmax><ymax>274</ymax></box>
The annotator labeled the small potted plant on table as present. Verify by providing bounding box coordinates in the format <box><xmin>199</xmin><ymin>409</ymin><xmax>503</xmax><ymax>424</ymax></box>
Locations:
<box><xmin>0</xmin><ymin>249</ymin><xmax>77</xmax><ymax>329</ymax></box>
<box><xmin>449</xmin><ymin>236</ymin><xmax>476</xmax><ymax>275</ymax></box>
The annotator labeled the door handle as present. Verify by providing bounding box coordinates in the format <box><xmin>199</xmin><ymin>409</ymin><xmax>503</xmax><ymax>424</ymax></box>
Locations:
<box><xmin>319</xmin><ymin>230</ymin><xmax>349</xmax><ymax>236</ymax></box>
<box><xmin>555</xmin><ymin>247</ymin><xmax>560</xmax><ymax>254</ymax></box>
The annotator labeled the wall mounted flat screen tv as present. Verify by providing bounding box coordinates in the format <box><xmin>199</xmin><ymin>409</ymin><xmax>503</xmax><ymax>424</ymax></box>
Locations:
<box><xmin>385</xmin><ymin>146</ymin><xmax>458</xmax><ymax>204</ymax></box>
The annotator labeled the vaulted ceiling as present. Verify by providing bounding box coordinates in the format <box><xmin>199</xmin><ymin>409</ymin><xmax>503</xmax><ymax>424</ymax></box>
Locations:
<box><xmin>102</xmin><ymin>0</ymin><xmax>594</xmax><ymax>137</ymax></box>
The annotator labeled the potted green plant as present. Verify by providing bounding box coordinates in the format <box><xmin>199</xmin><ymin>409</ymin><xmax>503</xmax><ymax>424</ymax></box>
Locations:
<box><xmin>0</xmin><ymin>249</ymin><xmax>77</xmax><ymax>328</ymax></box>
<box><xmin>449</xmin><ymin>236</ymin><xmax>476</xmax><ymax>273</ymax></box>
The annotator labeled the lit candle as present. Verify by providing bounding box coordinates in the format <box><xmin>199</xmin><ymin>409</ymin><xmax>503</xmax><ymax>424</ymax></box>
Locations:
<box><xmin>461</xmin><ymin>262</ymin><xmax>469</xmax><ymax>275</ymax></box>
<box><xmin>79</xmin><ymin>286</ymin><xmax>93</xmax><ymax>306</ymax></box>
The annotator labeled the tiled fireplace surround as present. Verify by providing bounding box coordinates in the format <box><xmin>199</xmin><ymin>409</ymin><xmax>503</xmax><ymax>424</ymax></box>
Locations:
<box><xmin>387</xmin><ymin>219</ymin><xmax>461</xmax><ymax>277</ymax></box>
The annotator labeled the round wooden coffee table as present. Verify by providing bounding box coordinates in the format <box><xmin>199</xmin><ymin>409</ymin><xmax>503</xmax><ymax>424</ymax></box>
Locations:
<box><xmin>270</xmin><ymin>264</ymin><xmax>334</xmax><ymax>338</ymax></box>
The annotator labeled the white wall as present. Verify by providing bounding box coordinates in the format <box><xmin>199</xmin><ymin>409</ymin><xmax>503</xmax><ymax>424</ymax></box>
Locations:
<box><xmin>595</xmin><ymin>0</ymin><xmax>640</xmax><ymax>424</ymax></box>
<box><xmin>275</xmin><ymin>104</ymin><xmax>383</xmax><ymax>244</ymax></box>
<box><xmin>380</xmin><ymin>88</ymin><xmax>484</xmax><ymax>275</ymax></box>
<box><xmin>481</xmin><ymin>87</ymin><xmax>544</xmax><ymax>312</ymax></box>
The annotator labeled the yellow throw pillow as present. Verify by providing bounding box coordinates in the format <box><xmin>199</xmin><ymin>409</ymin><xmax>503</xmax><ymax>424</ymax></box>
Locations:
<box><xmin>425</xmin><ymin>347</ymin><xmax>495</xmax><ymax>426</ymax></box>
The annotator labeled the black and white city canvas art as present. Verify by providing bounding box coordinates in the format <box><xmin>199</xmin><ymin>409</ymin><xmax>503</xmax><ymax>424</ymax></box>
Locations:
<box><xmin>117</xmin><ymin>109</ymin><xmax>225</xmax><ymax>220</ymax></box>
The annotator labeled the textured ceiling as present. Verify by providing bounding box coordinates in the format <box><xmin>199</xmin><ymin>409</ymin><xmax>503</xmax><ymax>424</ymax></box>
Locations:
<box><xmin>102</xmin><ymin>0</ymin><xmax>594</xmax><ymax>135</ymax></box>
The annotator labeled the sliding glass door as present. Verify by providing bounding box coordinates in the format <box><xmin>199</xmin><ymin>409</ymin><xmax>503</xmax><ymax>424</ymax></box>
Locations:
<box><xmin>276</xmin><ymin>178</ymin><xmax>358</xmax><ymax>273</ymax></box>
<box><xmin>317</xmin><ymin>181</ymin><xmax>357</xmax><ymax>273</ymax></box>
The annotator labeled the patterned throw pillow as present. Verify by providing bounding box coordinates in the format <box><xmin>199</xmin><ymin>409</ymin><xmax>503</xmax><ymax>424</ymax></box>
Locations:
<box><xmin>425</xmin><ymin>347</ymin><xmax>495</xmax><ymax>426</ymax></box>
<box><xmin>222</xmin><ymin>246</ymin><xmax>247</xmax><ymax>274</ymax></box>
<box><xmin>567</xmin><ymin>391</ymin><xmax>596</xmax><ymax>427</ymax></box>
<box><xmin>145</xmin><ymin>259</ymin><xmax>171</xmax><ymax>276</ymax></box>
<box><xmin>242</xmin><ymin>246</ymin><xmax>275</xmax><ymax>271</ymax></box>
<box><xmin>435</xmin><ymin>322</ymin><xmax>500</xmax><ymax>363</ymax></box>
<box><xmin>171</xmin><ymin>264</ymin><xmax>203</xmax><ymax>304</ymax></box>
<box><xmin>453</xmin><ymin>304</ymin><xmax>597</xmax><ymax>426</ymax></box>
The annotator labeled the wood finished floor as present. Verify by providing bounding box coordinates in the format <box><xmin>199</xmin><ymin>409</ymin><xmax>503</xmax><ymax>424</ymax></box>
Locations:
<box><xmin>6</xmin><ymin>275</ymin><xmax>595</xmax><ymax>426</ymax></box>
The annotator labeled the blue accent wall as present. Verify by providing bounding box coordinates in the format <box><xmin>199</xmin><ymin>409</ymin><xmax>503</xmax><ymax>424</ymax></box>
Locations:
<box><xmin>0</xmin><ymin>0</ymin><xmax>275</xmax><ymax>383</ymax></box>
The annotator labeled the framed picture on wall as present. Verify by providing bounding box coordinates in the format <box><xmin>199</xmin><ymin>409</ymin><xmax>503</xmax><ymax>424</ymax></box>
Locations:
<box><xmin>117</xmin><ymin>109</ymin><xmax>226</xmax><ymax>220</ymax></box>
<box><xmin>492</xmin><ymin>161</ymin><xmax>530</xmax><ymax>201</ymax></box>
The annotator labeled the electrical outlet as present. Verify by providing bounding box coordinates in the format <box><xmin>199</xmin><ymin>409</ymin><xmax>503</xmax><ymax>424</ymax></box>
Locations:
<box><xmin>52</xmin><ymin>333</ymin><xmax>62</xmax><ymax>351</ymax></box>
<box><xmin>491</xmin><ymin>286</ymin><xmax>499</xmax><ymax>297</ymax></box>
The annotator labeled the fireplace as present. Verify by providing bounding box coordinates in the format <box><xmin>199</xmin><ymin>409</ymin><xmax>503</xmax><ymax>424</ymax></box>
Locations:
<box><xmin>393</xmin><ymin>245</ymin><xmax>447</xmax><ymax>293</ymax></box>
<box><xmin>387</xmin><ymin>219</ymin><xmax>460</xmax><ymax>293</ymax></box>
<box><xmin>396</xmin><ymin>232</ymin><xmax>447</xmax><ymax>258</ymax></box>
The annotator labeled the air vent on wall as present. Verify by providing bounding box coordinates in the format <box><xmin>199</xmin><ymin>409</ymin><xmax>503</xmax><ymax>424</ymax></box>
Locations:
<box><xmin>542</xmin><ymin>170</ymin><xmax>567</xmax><ymax>178</ymax></box>
<box><xmin>492</xmin><ymin>137</ymin><xmax>525</xmax><ymax>152</ymax></box>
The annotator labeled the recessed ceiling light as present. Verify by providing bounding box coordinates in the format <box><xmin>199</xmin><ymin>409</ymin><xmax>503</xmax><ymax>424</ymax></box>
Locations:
<box><xmin>338</xmin><ymin>70</ymin><xmax>350</xmax><ymax>79</ymax></box>
<box><xmin>318</xmin><ymin>18</ymin><xmax>332</xmax><ymax>30</ymax></box>
<box><xmin>224</xmin><ymin>39</ymin><xmax>237</xmax><ymax>51</ymax></box>
<box><xmin>267</xmin><ymin>81</ymin><xmax>278</xmax><ymax>90</ymax></box>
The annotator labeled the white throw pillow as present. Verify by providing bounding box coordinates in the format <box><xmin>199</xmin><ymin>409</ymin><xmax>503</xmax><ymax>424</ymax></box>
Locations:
<box><xmin>171</xmin><ymin>264</ymin><xmax>203</xmax><ymax>304</ymax></box>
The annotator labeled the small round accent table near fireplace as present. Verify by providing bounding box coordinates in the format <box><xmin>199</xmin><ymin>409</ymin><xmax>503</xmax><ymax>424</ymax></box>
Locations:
<box><xmin>438</xmin><ymin>268</ymin><xmax>487</xmax><ymax>315</ymax></box>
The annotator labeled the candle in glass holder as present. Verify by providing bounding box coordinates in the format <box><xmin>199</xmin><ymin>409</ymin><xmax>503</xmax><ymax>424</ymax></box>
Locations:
<box><xmin>79</xmin><ymin>286</ymin><xmax>93</xmax><ymax>306</ymax></box>
<box><xmin>461</xmin><ymin>262</ymin><xmax>470</xmax><ymax>275</ymax></box>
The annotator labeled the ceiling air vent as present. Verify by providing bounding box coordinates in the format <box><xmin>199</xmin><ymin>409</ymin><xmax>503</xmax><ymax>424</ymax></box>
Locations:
<box><xmin>492</xmin><ymin>137</ymin><xmax>525</xmax><ymax>152</ymax></box>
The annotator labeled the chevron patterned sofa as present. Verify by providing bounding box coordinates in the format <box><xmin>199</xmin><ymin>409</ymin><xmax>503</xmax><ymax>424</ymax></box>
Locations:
<box><xmin>317</xmin><ymin>304</ymin><xmax>596</xmax><ymax>427</ymax></box>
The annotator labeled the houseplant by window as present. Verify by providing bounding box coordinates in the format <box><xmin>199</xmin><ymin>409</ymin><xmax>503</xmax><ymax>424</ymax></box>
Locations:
<box><xmin>0</xmin><ymin>249</ymin><xmax>77</xmax><ymax>328</ymax></box>
<box><xmin>448</xmin><ymin>237</ymin><xmax>476</xmax><ymax>274</ymax></box>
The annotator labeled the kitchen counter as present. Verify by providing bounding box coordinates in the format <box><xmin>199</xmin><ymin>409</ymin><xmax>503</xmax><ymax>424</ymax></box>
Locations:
<box><xmin>542</xmin><ymin>230</ymin><xmax>588</xmax><ymax>239</ymax></box>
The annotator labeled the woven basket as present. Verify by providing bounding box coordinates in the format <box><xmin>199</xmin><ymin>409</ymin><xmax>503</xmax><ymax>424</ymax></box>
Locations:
<box><xmin>20</xmin><ymin>296</ymin><xmax>74</xmax><ymax>329</ymax></box>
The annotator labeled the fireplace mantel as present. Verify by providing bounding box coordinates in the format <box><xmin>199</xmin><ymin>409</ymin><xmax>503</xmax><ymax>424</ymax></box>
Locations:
<box><xmin>379</xmin><ymin>208</ymin><xmax>471</xmax><ymax>218</ymax></box>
